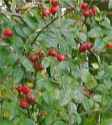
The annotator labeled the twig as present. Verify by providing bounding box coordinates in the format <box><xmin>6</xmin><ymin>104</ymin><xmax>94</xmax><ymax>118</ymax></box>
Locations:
<box><xmin>32</xmin><ymin>17</ymin><xmax>57</xmax><ymax>43</ymax></box>
<box><xmin>31</xmin><ymin>7</ymin><xmax>75</xmax><ymax>45</ymax></box>
<box><xmin>3</xmin><ymin>0</ymin><xmax>11</xmax><ymax>12</ymax></box>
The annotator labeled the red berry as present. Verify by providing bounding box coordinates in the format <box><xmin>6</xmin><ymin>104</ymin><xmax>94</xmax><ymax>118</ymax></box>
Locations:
<box><xmin>83</xmin><ymin>9</ymin><xmax>90</xmax><ymax>17</ymax></box>
<box><xmin>49</xmin><ymin>0</ymin><xmax>59</xmax><ymax>6</ymax></box>
<box><xmin>50</xmin><ymin>5</ymin><xmax>59</xmax><ymax>15</ymax></box>
<box><xmin>57</xmin><ymin>54</ymin><xmax>65</xmax><ymax>62</ymax></box>
<box><xmin>34</xmin><ymin>63</ymin><xmax>44</xmax><ymax>71</ymax></box>
<box><xmin>29</xmin><ymin>54</ymin><xmax>37</xmax><ymax>62</ymax></box>
<box><xmin>27</xmin><ymin>94</ymin><xmax>36</xmax><ymax>105</ymax></box>
<box><xmin>48</xmin><ymin>49</ymin><xmax>58</xmax><ymax>57</ymax></box>
<box><xmin>79</xmin><ymin>42</ymin><xmax>93</xmax><ymax>53</ymax></box>
<box><xmin>106</xmin><ymin>43</ymin><xmax>112</xmax><ymax>49</ymax></box>
<box><xmin>80</xmin><ymin>2</ymin><xmax>89</xmax><ymax>10</ymax></box>
<box><xmin>16</xmin><ymin>86</ymin><xmax>22</xmax><ymax>93</ymax></box>
<box><xmin>86</xmin><ymin>42</ymin><xmax>93</xmax><ymax>50</ymax></box>
<box><xmin>79</xmin><ymin>44</ymin><xmax>87</xmax><ymax>53</ymax></box>
<box><xmin>3</xmin><ymin>28</ymin><xmax>13</xmax><ymax>38</ymax></box>
<box><xmin>42</xmin><ymin>8</ymin><xmax>51</xmax><ymax>17</ymax></box>
<box><xmin>91</xmin><ymin>7</ymin><xmax>97</xmax><ymax>16</ymax></box>
<box><xmin>19</xmin><ymin>99</ymin><xmax>30</xmax><ymax>109</ymax></box>
<box><xmin>89</xmin><ymin>8</ymin><xmax>93</xmax><ymax>16</ymax></box>
<box><xmin>17</xmin><ymin>85</ymin><xmax>32</xmax><ymax>95</ymax></box>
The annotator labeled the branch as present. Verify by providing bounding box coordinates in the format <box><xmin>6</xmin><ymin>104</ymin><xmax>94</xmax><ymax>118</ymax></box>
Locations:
<box><xmin>3</xmin><ymin>0</ymin><xmax>11</xmax><ymax>12</ymax></box>
<box><xmin>31</xmin><ymin>7</ymin><xmax>75</xmax><ymax>45</ymax></box>
<box><xmin>32</xmin><ymin>17</ymin><xmax>57</xmax><ymax>43</ymax></box>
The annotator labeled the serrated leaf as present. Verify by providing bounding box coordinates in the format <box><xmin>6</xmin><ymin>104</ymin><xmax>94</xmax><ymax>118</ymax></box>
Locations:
<box><xmin>88</xmin><ymin>27</ymin><xmax>103</xmax><ymax>38</ymax></box>
<box><xmin>82</xmin><ymin>69</ymin><xmax>97</xmax><ymax>89</ymax></box>
<box><xmin>20</xmin><ymin>56</ymin><xmax>34</xmax><ymax>72</ymax></box>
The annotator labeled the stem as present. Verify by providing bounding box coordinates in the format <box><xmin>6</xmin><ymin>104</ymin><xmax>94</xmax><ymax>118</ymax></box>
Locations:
<box><xmin>27</xmin><ymin>109</ymin><xmax>31</xmax><ymax>118</ymax></box>
<box><xmin>3</xmin><ymin>0</ymin><xmax>11</xmax><ymax>12</ymax></box>
<box><xmin>33</xmin><ymin>71</ymin><xmax>37</xmax><ymax>89</ymax></box>
<box><xmin>31</xmin><ymin>6</ymin><xmax>75</xmax><ymax>45</ymax></box>
<box><xmin>0</xmin><ymin>100</ymin><xmax>4</xmax><ymax>119</ymax></box>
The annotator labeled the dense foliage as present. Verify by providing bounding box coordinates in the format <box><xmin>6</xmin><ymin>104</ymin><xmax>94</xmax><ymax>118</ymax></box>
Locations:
<box><xmin>0</xmin><ymin>0</ymin><xmax>112</xmax><ymax>125</ymax></box>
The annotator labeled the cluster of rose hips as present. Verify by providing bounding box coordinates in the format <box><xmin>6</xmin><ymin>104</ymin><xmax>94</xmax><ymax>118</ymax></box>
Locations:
<box><xmin>80</xmin><ymin>2</ymin><xmax>97</xmax><ymax>17</ymax></box>
<box><xmin>48</xmin><ymin>48</ymin><xmax>65</xmax><ymax>62</ymax></box>
<box><xmin>28</xmin><ymin>51</ymin><xmax>45</xmax><ymax>71</ymax></box>
<box><xmin>79</xmin><ymin>41</ymin><xmax>93</xmax><ymax>53</ymax></box>
<box><xmin>43</xmin><ymin>0</ymin><xmax>59</xmax><ymax>17</ymax></box>
<box><xmin>17</xmin><ymin>85</ymin><xmax>36</xmax><ymax>109</ymax></box>
<box><xmin>1</xmin><ymin>28</ymin><xmax>13</xmax><ymax>38</ymax></box>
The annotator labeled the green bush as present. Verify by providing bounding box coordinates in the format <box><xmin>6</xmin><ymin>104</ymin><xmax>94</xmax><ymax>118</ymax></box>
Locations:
<box><xmin>0</xmin><ymin>0</ymin><xmax>112</xmax><ymax>125</ymax></box>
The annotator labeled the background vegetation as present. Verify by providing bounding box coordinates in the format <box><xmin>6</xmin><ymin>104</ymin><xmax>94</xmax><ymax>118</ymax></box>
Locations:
<box><xmin>0</xmin><ymin>0</ymin><xmax>112</xmax><ymax>125</ymax></box>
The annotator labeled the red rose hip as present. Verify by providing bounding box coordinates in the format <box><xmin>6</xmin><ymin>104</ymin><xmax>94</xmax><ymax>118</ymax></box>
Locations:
<box><xmin>42</xmin><ymin>8</ymin><xmax>51</xmax><ymax>17</ymax></box>
<box><xmin>17</xmin><ymin>85</ymin><xmax>32</xmax><ymax>95</ymax></box>
<box><xmin>86</xmin><ymin>42</ymin><xmax>93</xmax><ymax>50</ymax></box>
<box><xmin>20</xmin><ymin>99</ymin><xmax>30</xmax><ymax>109</ymax></box>
<box><xmin>91</xmin><ymin>7</ymin><xmax>97</xmax><ymax>16</ymax></box>
<box><xmin>48</xmin><ymin>48</ymin><xmax>58</xmax><ymax>57</ymax></box>
<box><xmin>79</xmin><ymin>42</ymin><xmax>93</xmax><ymax>53</ymax></box>
<box><xmin>3</xmin><ymin>28</ymin><xmax>13</xmax><ymax>38</ymax></box>
<box><xmin>89</xmin><ymin>8</ymin><xmax>93</xmax><ymax>16</ymax></box>
<box><xmin>29</xmin><ymin>54</ymin><xmax>37</xmax><ymax>62</ymax></box>
<box><xmin>57</xmin><ymin>54</ymin><xmax>65</xmax><ymax>62</ymax></box>
<box><xmin>50</xmin><ymin>5</ymin><xmax>59</xmax><ymax>15</ymax></box>
<box><xmin>83</xmin><ymin>9</ymin><xmax>90</xmax><ymax>17</ymax></box>
<box><xmin>34</xmin><ymin>63</ymin><xmax>44</xmax><ymax>71</ymax></box>
<box><xmin>27</xmin><ymin>94</ymin><xmax>36</xmax><ymax>105</ymax></box>
<box><xmin>106</xmin><ymin>43</ymin><xmax>112</xmax><ymax>49</ymax></box>
<box><xmin>80</xmin><ymin>2</ymin><xmax>89</xmax><ymax>10</ymax></box>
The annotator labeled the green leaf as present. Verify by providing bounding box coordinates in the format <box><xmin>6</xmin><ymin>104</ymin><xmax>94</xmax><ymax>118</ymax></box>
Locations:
<box><xmin>20</xmin><ymin>56</ymin><xmax>34</xmax><ymax>72</ymax></box>
<box><xmin>68</xmin><ymin>102</ymin><xmax>77</xmax><ymax>114</ymax></box>
<box><xmin>0</xmin><ymin>120</ymin><xmax>12</xmax><ymax>125</ymax></box>
<box><xmin>23</xmin><ymin>15</ymin><xmax>36</xmax><ymax>30</ymax></box>
<box><xmin>44</xmin><ymin>112</ymin><xmax>56</xmax><ymax>125</ymax></box>
<box><xmin>15</xmin><ymin>26</ymin><xmax>26</xmax><ymax>38</ymax></box>
<box><xmin>82</xmin><ymin>69</ymin><xmax>97</xmax><ymax>89</ymax></box>
<box><xmin>13</xmin><ymin>66</ymin><xmax>24</xmax><ymax>83</ymax></box>
<box><xmin>88</xmin><ymin>27</ymin><xmax>103</xmax><ymax>38</ymax></box>
<box><xmin>95</xmin><ymin>39</ymin><xmax>107</xmax><ymax>49</ymax></box>
<box><xmin>108</xmin><ymin>0</ymin><xmax>112</xmax><ymax>9</ymax></box>
<box><xmin>42</xmin><ymin>57</ymin><xmax>55</xmax><ymax>68</ymax></box>
<box><xmin>21</xmin><ymin>118</ymin><xmax>35</xmax><ymax>125</ymax></box>
<box><xmin>101</xmin><ymin>118</ymin><xmax>112</xmax><ymax>125</ymax></box>
<box><xmin>83</xmin><ymin>115</ymin><xmax>97</xmax><ymax>125</ymax></box>
<box><xmin>82</xmin><ymin>98</ymin><xmax>94</xmax><ymax>111</ymax></box>
<box><xmin>53</xmin><ymin>121</ymin><xmax>65</xmax><ymax>125</ymax></box>
<box><xmin>75</xmin><ymin>113</ymin><xmax>82</xmax><ymax>125</ymax></box>
<box><xmin>14</xmin><ymin>118</ymin><xmax>35</xmax><ymax>125</ymax></box>
<box><xmin>100</xmin><ymin>17</ymin><xmax>111</xmax><ymax>29</ymax></box>
<box><xmin>60</xmin><ymin>85</ymin><xmax>72</xmax><ymax>106</ymax></box>
<box><xmin>72</xmin><ymin>88</ymin><xmax>85</xmax><ymax>103</ymax></box>
<box><xmin>79</xmin><ymin>32</ymin><xmax>87</xmax><ymax>42</ymax></box>
<box><xmin>23</xmin><ymin>27</ymin><xmax>31</xmax><ymax>36</ymax></box>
